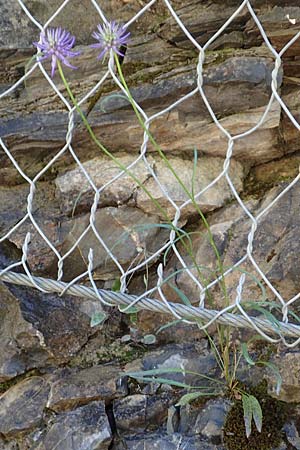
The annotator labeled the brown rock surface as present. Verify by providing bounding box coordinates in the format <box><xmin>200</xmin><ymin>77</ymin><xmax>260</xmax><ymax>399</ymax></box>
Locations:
<box><xmin>113</xmin><ymin>392</ymin><xmax>175</xmax><ymax>432</ymax></box>
<box><xmin>0</xmin><ymin>376</ymin><xmax>50</xmax><ymax>438</ymax></box>
<box><xmin>0</xmin><ymin>280</ymin><xmax>98</xmax><ymax>380</ymax></box>
<box><xmin>55</xmin><ymin>205</ymin><xmax>168</xmax><ymax>281</ymax></box>
<box><xmin>33</xmin><ymin>401</ymin><xmax>112</xmax><ymax>450</ymax></box>
<box><xmin>47</xmin><ymin>365</ymin><xmax>128</xmax><ymax>412</ymax></box>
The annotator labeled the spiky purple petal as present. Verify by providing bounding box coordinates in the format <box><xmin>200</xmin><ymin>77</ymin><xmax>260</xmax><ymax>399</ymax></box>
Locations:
<box><xmin>33</xmin><ymin>27</ymin><xmax>80</xmax><ymax>77</ymax></box>
<box><xmin>91</xmin><ymin>21</ymin><xmax>130</xmax><ymax>61</ymax></box>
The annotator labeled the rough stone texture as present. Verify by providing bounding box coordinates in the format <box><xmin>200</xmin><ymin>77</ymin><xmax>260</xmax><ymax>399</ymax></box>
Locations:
<box><xmin>113</xmin><ymin>432</ymin><xmax>224</xmax><ymax>450</ymax></box>
<box><xmin>192</xmin><ymin>399</ymin><xmax>232</xmax><ymax>442</ymax></box>
<box><xmin>0</xmin><ymin>376</ymin><xmax>50</xmax><ymax>438</ymax></box>
<box><xmin>54</xmin><ymin>206</ymin><xmax>168</xmax><ymax>281</ymax></box>
<box><xmin>267</xmin><ymin>351</ymin><xmax>300</xmax><ymax>403</ymax></box>
<box><xmin>113</xmin><ymin>392</ymin><xmax>175</xmax><ymax>432</ymax></box>
<box><xmin>164</xmin><ymin>181</ymin><xmax>300</xmax><ymax>309</ymax></box>
<box><xmin>0</xmin><ymin>282</ymin><xmax>50</xmax><ymax>381</ymax></box>
<box><xmin>125</xmin><ymin>343</ymin><xmax>219</xmax><ymax>387</ymax></box>
<box><xmin>136</xmin><ymin>156</ymin><xmax>244</xmax><ymax>220</ymax></box>
<box><xmin>55</xmin><ymin>154</ymin><xmax>155</xmax><ymax>215</ymax></box>
<box><xmin>32</xmin><ymin>401</ymin><xmax>112</xmax><ymax>450</ymax></box>
<box><xmin>283</xmin><ymin>421</ymin><xmax>300</xmax><ymax>449</ymax></box>
<box><xmin>2</xmin><ymin>1</ymin><xmax>300</xmax><ymax>448</ymax></box>
<box><xmin>0</xmin><ymin>438</ymin><xmax>19</xmax><ymax>450</ymax></box>
<box><xmin>47</xmin><ymin>365</ymin><xmax>128</xmax><ymax>412</ymax></box>
<box><xmin>222</xmin><ymin>182</ymin><xmax>300</xmax><ymax>304</ymax></box>
<box><xmin>0</xmin><ymin>281</ymin><xmax>97</xmax><ymax>380</ymax></box>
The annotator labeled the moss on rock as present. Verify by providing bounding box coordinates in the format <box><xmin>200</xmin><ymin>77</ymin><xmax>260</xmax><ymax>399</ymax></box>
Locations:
<box><xmin>223</xmin><ymin>381</ymin><xmax>289</xmax><ymax>450</ymax></box>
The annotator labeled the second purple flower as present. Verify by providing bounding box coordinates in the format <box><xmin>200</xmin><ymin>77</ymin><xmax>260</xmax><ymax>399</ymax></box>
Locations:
<box><xmin>91</xmin><ymin>21</ymin><xmax>130</xmax><ymax>61</ymax></box>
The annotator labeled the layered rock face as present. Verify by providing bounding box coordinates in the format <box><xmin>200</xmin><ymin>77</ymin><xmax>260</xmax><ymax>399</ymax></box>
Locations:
<box><xmin>1</xmin><ymin>1</ymin><xmax>300</xmax><ymax>449</ymax></box>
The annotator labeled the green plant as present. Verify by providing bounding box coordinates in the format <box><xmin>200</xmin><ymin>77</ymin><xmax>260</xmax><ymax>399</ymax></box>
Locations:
<box><xmin>30</xmin><ymin>25</ymin><xmax>287</xmax><ymax>441</ymax></box>
<box><xmin>126</xmin><ymin>324</ymin><xmax>283</xmax><ymax>440</ymax></box>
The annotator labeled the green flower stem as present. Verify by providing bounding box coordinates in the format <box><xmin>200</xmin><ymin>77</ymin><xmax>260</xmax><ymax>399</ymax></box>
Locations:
<box><xmin>57</xmin><ymin>60</ymin><xmax>212</xmax><ymax>296</ymax></box>
<box><xmin>114</xmin><ymin>55</ymin><xmax>227</xmax><ymax>303</ymax></box>
<box><xmin>115</xmin><ymin>55</ymin><xmax>234</xmax><ymax>383</ymax></box>
<box><xmin>57</xmin><ymin>60</ymin><xmax>169</xmax><ymax>222</ymax></box>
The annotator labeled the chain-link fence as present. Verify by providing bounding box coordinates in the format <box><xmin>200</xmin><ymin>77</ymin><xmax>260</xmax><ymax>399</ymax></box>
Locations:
<box><xmin>1</xmin><ymin>0</ymin><xmax>300</xmax><ymax>346</ymax></box>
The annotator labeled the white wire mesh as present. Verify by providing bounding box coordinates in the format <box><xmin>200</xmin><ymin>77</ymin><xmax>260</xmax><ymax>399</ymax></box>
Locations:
<box><xmin>1</xmin><ymin>0</ymin><xmax>300</xmax><ymax>346</ymax></box>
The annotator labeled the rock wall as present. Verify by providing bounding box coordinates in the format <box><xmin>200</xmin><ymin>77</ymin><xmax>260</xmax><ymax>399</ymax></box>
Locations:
<box><xmin>1</xmin><ymin>1</ymin><xmax>300</xmax><ymax>449</ymax></box>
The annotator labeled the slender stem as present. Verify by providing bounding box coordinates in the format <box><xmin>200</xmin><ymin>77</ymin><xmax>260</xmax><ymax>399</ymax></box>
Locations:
<box><xmin>115</xmin><ymin>55</ymin><xmax>228</xmax><ymax>302</ymax></box>
<box><xmin>58</xmin><ymin>61</ymin><xmax>213</xmax><ymax>296</ymax></box>
<box><xmin>57</xmin><ymin>61</ymin><xmax>169</xmax><ymax>222</ymax></box>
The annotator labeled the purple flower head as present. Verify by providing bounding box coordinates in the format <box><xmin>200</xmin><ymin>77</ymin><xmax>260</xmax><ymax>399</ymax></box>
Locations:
<box><xmin>33</xmin><ymin>27</ymin><xmax>80</xmax><ymax>77</ymax></box>
<box><xmin>91</xmin><ymin>21</ymin><xmax>130</xmax><ymax>61</ymax></box>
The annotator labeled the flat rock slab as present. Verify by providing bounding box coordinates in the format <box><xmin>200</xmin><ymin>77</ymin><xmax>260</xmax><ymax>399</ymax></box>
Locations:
<box><xmin>33</xmin><ymin>401</ymin><xmax>112</xmax><ymax>450</ymax></box>
<box><xmin>125</xmin><ymin>343</ymin><xmax>218</xmax><ymax>387</ymax></box>
<box><xmin>266</xmin><ymin>351</ymin><xmax>300</xmax><ymax>403</ymax></box>
<box><xmin>0</xmin><ymin>282</ymin><xmax>50</xmax><ymax>381</ymax></box>
<box><xmin>47</xmin><ymin>365</ymin><xmax>128</xmax><ymax>412</ymax></box>
<box><xmin>56</xmin><ymin>205</ymin><xmax>168</xmax><ymax>281</ymax></box>
<box><xmin>0</xmin><ymin>280</ymin><xmax>96</xmax><ymax>380</ymax></box>
<box><xmin>0</xmin><ymin>376</ymin><xmax>50</xmax><ymax>438</ymax></box>
<box><xmin>136</xmin><ymin>156</ymin><xmax>244</xmax><ymax>220</ymax></box>
<box><xmin>113</xmin><ymin>392</ymin><xmax>174</xmax><ymax>432</ymax></box>
<box><xmin>193</xmin><ymin>399</ymin><xmax>232</xmax><ymax>441</ymax></box>
<box><xmin>55</xmin><ymin>154</ymin><xmax>155</xmax><ymax>215</ymax></box>
<box><xmin>114</xmin><ymin>432</ymin><xmax>224</xmax><ymax>450</ymax></box>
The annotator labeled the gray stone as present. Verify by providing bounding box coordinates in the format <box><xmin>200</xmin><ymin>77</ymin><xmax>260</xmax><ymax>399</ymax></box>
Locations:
<box><xmin>0</xmin><ymin>437</ymin><xmax>18</xmax><ymax>450</ymax></box>
<box><xmin>0</xmin><ymin>1</ymin><xmax>36</xmax><ymax>50</ymax></box>
<box><xmin>56</xmin><ymin>206</ymin><xmax>168</xmax><ymax>281</ymax></box>
<box><xmin>0</xmin><ymin>182</ymin><xmax>69</xmax><ymax>275</ymax></box>
<box><xmin>266</xmin><ymin>351</ymin><xmax>300</xmax><ymax>403</ymax></box>
<box><xmin>0</xmin><ymin>53</ymin><xmax>285</xmax><ymax>170</ymax></box>
<box><xmin>136</xmin><ymin>156</ymin><xmax>244</xmax><ymax>221</ymax></box>
<box><xmin>55</xmin><ymin>154</ymin><xmax>155</xmax><ymax>215</ymax></box>
<box><xmin>113</xmin><ymin>392</ymin><xmax>174</xmax><ymax>432</ymax></box>
<box><xmin>0</xmin><ymin>282</ymin><xmax>50</xmax><ymax>381</ymax></box>
<box><xmin>33</xmin><ymin>401</ymin><xmax>112</xmax><ymax>450</ymax></box>
<box><xmin>134</xmin><ymin>308</ymin><xmax>207</xmax><ymax>345</ymax></box>
<box><xmin>0</xmin><ymin>281</ymin><xmax>96</xmax><ymax>380</ymax></box>
<box><xmin>0</xmin><ymin>377</ymin><xmax>50</xmax><ymax>438</ymax></box>
<box><xmin>193</xmin><ymin>399</ymin><xmax>232</xmax><ymax>442</ymax></box>
<box><xmin>283</xmin><ymin>421</ymin><xmax>300</xmax><ymax>450</ymax></box>
<box><xmin>125</xmin><ymin>343</ymin><xmax>219</xmax><ymax>387</ymax></box>
<box><xmin>114</xmin><ymin>432</ymin><xmax>224</xmax><ymax>449</ymax></box>
<box><xmin>47</xmin><ymin>365</ymin><xmax>128</xmax><ymax>412</ymax></box>
<box><xmin>164</xmin><ymin>181</ymin><xmax>300</xmax><ymax>312</ymax></box>
<box><xmin>222</xmin><ymin>182</ymin><xmax>300</xmax><ymax>305</ymax></box>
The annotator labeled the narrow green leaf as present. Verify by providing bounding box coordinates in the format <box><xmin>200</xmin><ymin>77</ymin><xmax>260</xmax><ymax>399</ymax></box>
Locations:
<box><xmin>245</xmin><ymin>304</ymin><xmax>281</xmax><ymax>330</ymax></box>
<box><xmin>176</xmin><ymin>391</ymin><xmax>219</xmax><ymax>406</ymax></box>
<box><xmin>287</xmin><ymin>310</ymin><xmax>300</xmax><ymax>324</ymax></box>
<box><xmin>191</xmin><ymin>148</ymin><xmax>198</xmax><ymax>199</ymax></box>
<box><xmin>241</xmin><ymin>343</ymin><xmax>255</xmax><ymax>366</ymax></box>
<box><xmin>129</xmin><ymin>376</ymin><xmax>194</xmax><ymax>389</ymax></box>
<box><xmin>156</xmin><ymin>319</ymin><xmax>183</xmax><ymax>334</ymax></box>
<box><xmin>167</xmin><ymin>283</ymin><xmax>192</xmax><ymax>306</ymax></box>
<box><xmin>126</xmin><ymin>367</ymin><xmax>223</xmax><ymax>384</ymax></box>
<box><xmin>242</xmin><ymin>394</ymin><xmax>252</xmax><ymax>439</ymax></box>
<box><xmin>90</xmin><ymin>312</ymin><xmax>107</xmax><ymax>327</ymax></box>
<box><xmin>249</xmin><ymin>395</ymin><xmax>263</xmax><ymax>434</ymax></box>
<box><xmin>259</xmin><ymin>361</ymin><xmax>282</xmax><ymax>395</ymax></box>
